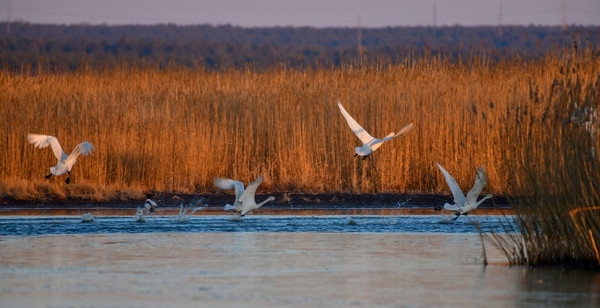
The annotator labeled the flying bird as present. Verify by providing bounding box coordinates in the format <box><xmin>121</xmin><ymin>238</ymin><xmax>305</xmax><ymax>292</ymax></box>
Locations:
<box><xmin>214</xmin><ymin>175</ymin><xmax>275</xmax><ymax>216</ymax></box>
<box><xmin>337</xmin><ymin>101</ymin><xmax>413</xmax><ymax>160</ymax></box>
<box><xmin>436</xmin><ymin>162</ymin><xmax>493</xmax><ymax>221</ymax></box>
<box><xmin>27</xmin><ymin>133</ymin><xmax>94</xmax><ymax>184</ymax></box>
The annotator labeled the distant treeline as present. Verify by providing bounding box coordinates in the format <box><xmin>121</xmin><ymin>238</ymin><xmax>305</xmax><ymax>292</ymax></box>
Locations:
<box><xmin>0</xmin><ymin>22</ymin><xmax>598</xmax><ymax>70</ymax></box>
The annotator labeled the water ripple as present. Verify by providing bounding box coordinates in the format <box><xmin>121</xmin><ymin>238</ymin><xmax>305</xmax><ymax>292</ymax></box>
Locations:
<box><xmin>0</xmin><ymin>215</ymin><xmax>514</xmax><ymax>236</ymax></box>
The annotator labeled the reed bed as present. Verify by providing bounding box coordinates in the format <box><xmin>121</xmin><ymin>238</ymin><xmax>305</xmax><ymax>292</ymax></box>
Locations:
<box><xmin>0</xmin><ymin>49</ymin><xmax>598</xmax><ymax>203</ymax></box>
<box><xmin>484</xmin><ymin>54</ymin><xmax>600</xmax><ymax>268</ymax></box>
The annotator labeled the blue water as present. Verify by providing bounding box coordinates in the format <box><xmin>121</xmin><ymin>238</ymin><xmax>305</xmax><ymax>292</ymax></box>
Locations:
<box><xmin>0</xmin><ymin>215</ymin><xmax>514</xmax><ymax>236</ymax></box>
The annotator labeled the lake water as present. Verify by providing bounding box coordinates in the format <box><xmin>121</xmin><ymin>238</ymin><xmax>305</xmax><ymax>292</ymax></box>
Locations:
<box><xmin>1</xmin><ymin>215</ymin><xmax>599</xmax><ymax>307</ymax></box>
<box><xmin>0</xmin><ymin>215</ymin><xmax>508</xmax><ymax>236</ymax></box>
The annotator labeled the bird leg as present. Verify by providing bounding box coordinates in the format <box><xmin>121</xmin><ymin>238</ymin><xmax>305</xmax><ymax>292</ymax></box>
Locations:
<box><xmin>65</xmin><ymin>171</ymin><xmax>71</xmax><ymax>185</ymax></box>
<box><xmin>452</xmin><ymin>212</ymin><xmax>461</xmax><ymax>221</ymax></box>
<box><xmin>354</xmin><ymin>153</ymin><xmax>358</xmax><ymax>157</ymax></box>
<box><xmin>45</xmin><ymin>173</ymin><xmax>52</xmax><ymax>179</ymax></box>
<box><xmin>362</xmin><ymin>154</ymin><xmax>370</xmax><ymax>160</ymax></box>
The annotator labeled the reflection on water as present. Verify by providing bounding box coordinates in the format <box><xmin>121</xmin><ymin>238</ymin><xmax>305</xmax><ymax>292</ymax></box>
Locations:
<box><xmin>0</xmin><ymin>232</ymin><xmax>598</xmax><ymax>307</ymax></box>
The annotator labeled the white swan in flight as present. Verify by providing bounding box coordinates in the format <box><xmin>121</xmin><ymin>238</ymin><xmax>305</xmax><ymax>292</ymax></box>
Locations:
<box><xmin>214</xmin><ymin>175</ymin><xmax>275</xmax><ymax>216</ymax></box>
<box><xmin>27</xmin><ymin>133</ymin><xmax>94</xmax><ymax>184</ymax></box>
<box><xmin>436</xmin><ymin>162</ymin><xmax>493</xmax><ymax>221</ymax></box>
<box><xmin>337</xmin><ymin>101</ymin><xmax>413</xmax><ymax>160</ymax></box>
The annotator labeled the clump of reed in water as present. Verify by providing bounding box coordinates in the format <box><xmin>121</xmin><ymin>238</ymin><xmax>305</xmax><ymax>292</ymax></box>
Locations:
<box><xmin>486</xmin><ymin>56</ymin><xmax>600</xmax><ymax>268</ymax></box>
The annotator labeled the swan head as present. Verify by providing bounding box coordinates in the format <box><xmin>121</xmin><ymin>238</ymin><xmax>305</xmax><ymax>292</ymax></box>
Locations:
<box><xmin>472</xmin><ymin>194</ymin><xmax>494</xmax><ymax>209</ymax></box>
<box><xmin>258</xmin><ymin>196</ymin><xmax>275</xmax><ymax>206</ymax></box>
<box><xmin>481</xmin><ymin>194</ymin><xmax>493</xmax><ymax>202</ymax></box>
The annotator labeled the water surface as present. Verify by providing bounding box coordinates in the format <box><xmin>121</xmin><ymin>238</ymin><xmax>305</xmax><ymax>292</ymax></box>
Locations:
<box><xmin>0</xmin><ymin>215</ymin><xmax>598</xmax><ymax>307</ymax></box>
<box><xmin>0</xmin><ymin>215</ymin><xmax>508</xmax><ymax>236</ymax></box>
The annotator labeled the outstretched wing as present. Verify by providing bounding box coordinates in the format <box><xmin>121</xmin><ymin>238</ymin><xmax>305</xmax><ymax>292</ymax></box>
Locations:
<box><xmin>436</xmin><ymin>162</ymin><xmax>466</xmax><ymax>206</ymax></box>
<box><xmin>63</xmin><ymin>141</ymin><xmax>94</xmax><ymax>170</ymax></box>
<box><xmin>238</xmin><ymin>175</ymin><xmax>264</xmax><ymax>205</ymax></box>
<box><xmin>394</xmin><ymin>123</ymin><xmax>414</xmax><ymax>138</ymax></box>
<box><xmin>465</xmin><ymin>166</ymin><xmax>488</xmax><ymax>206</ymax></box>
<box><xmin>214</xmin><ymin>178</ymin><xmax>245</xmax><ymax>201</ymax></box>
<box><xmin>27</xmin><ymin>133</ymin><xmax>66</xmax><ymax>162</ymax></box>
<box><xmin>381</xmin><ymin>123</ymin><xmax>414</xmax><ymax>142</ymax></box>
<box><xmin>337</xmin><ymin>101</ymin><xmax>375</xmax><ymax>145</ymax></box>
<box><xmin>73</xmin><ymin>141</ymin><xmax>94</xmax><ymax>156</ymax></box>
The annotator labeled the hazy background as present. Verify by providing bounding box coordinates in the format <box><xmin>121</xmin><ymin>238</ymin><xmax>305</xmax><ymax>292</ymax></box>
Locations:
<box><xmin>1</xmin><ymin>0</ymin><xmax>599</xmax><ymax>27</ymax></box>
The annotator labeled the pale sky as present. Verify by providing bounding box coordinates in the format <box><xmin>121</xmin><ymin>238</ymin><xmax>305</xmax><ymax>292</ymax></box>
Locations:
<box><xmin>1</xmin><ymin>0</ymin><xmax>599</xmax><ymax>28</ymax></box>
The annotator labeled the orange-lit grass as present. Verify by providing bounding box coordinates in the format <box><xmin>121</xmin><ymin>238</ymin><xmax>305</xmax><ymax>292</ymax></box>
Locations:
<box><xmin>484</xmin><ymin>61</ymin><xmax>600</xmax><ymax>267</ymax></box>
<box><xmin>0</xmin><ymin>50</ymin><xmax>598</xmax><ymax>200</ymax></box>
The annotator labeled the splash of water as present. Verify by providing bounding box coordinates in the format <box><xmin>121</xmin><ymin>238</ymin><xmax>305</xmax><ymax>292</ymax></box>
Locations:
<box><xmin>81</xmin><ymin>213</ymin><xmax>95</xmax><ymax>223</ymax></box>
<box><xmin>438</xmin><ymin>214</ymin><xmax>455</xmax><ymax>224</ymax></box>
<box><xmin>135</xmin><ymin>207</ymin><xmax>147</xmax><ymax>223</ymax></box>
<box><xmin>287</xmin><ymin>216</ymin><xmax>300</xmax><ymax>226</ymax></box>
<box><xmin>347</xmin><ymin>216</ymin><xmax>357</xmax><ymax>225</ymax></box>
<box><xmin>174</xmin><ymin>199</ymin><xmax>206</xmax><ymax>222</ymax></box>
<box><xmin>381</xmin><ymin>216</ymin><xmax>398</xmax><ymax>225</ymax></box>
<box><xmin>229</xmin><ymin>214</ymin><xmax>243</xmax><ymax>221</ymax></box>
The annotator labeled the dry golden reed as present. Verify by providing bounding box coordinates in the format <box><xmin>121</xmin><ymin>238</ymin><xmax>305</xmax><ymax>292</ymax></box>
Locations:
<box><xmin>0</xmin><ymin>49</ymin><xmax>598</xmax><ymax>201</ymax></box>
<box><xmin>482</xmin><ymin>49</ymin><xmax>600</xmax><ymax>267</ymax></box>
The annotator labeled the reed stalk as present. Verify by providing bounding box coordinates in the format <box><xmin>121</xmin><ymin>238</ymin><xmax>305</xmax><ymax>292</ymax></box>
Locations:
<box><xmin>0</xmin><ymin>49</ymin><xmax>598</xmax><ymax>206</ymax></box>
<box><xmin>484</xmin><ymin>48</ymin><xmax>600</xmax><ymax>267</ymax></box>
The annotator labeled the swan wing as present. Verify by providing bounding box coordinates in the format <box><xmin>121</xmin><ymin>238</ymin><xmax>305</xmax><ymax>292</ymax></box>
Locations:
<box><xmin>63</xmin><ymin>141</ymin><xmax>94</xmax><ymax>170</ymax></box>
<box><xmin>214</xmin><ymin>178</ymin><xmax>245</xmax><ymax>200</ymax></box>
<box><xmin>27</xmin><ymin>133</ymin><xmax>66</xmax><ymax>161</ymax></box>
<box><xmin>393</xmin><ymin>123</ymin><xmax>414</xmax><ymax>138</ymax></box>
<box><xmin>337</xmin><ymin>101</ymin><xmax>375</xmax><ymax>145</ymax></box>
<box><xmin>381</xmin><ymin>123</ymin><xmax>414</xmax><ymax>142</ymax></box>
<box><xmin>465</xmin><ymin>166</ymin><xmax>488</xmax><ymax>207</ymax></box>
<box><xmin>436</xmin><ymin>162</ymin><xmax>466</xmax><ymax>206</ymax></box>
<box><xmin>238</xmin><ymin>175</ymin><xmax>263</xmax><ymax>204</ymax></box>
<box><xmin>73</xmin><ymin>141</ymin><xmax>94</xmax><ymax>156</ymax></box>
